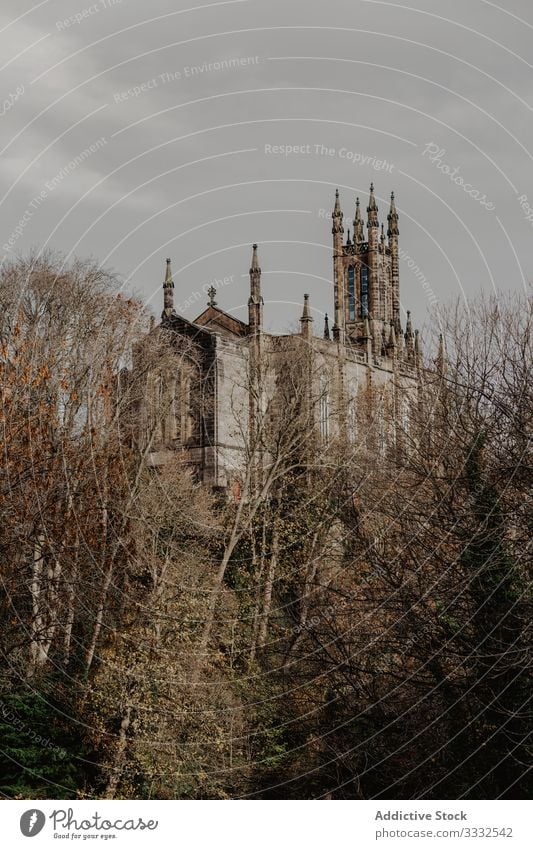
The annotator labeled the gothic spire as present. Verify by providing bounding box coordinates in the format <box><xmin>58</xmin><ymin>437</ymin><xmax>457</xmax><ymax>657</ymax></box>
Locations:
<box><xmin>162</xmin><ymin>257</ymin><xmax>174</xmax><ymax>318</ymax></box>
<box><xmin>323</xmin><ymin>313</ymin><xmax>330</xmax><ymax>340</ymax></box>
<box><xmin>300</xmin><ymin>293</ymin><xmax>313</xmax><ymax>338</ymax></box>
<box><xmin>387</xmin><ymin>191</ymin><xmax>399</xmax><ymax>237</ymax></box>
<box><xmin>249</xmin><ymin>243</ymin><xmax>263</xmax><ymax>304</ymax></box>
<box><xmin>405</xmin><ymin>310</ymin><xmax>415</xmax><ymax>357</ymax></box>
<box><xmin>353</xmin><ymin>197</ymin><xmax>364</xmax><ymax>244</ymax></box>
<box><xmin>332</xmin><ymin>189</ymin><xmax>345</xmax><ymax>342</ymax></box>
<box><xmin>250</xmin><ymin>242</ymin><xmax>260</xmax><ymax>275</ymax></box>
<box><xmin>332</xmin><ymin>188</ymin><xmax>344</xmax><ymax>235</ymax></box>
<box><xmin>165</xmin><ymin>256</ymin><xmax>173</xmax><ymax>282</ymax></box>
<box><xmin>367</xmin><ymin>182</ymin><xmax>379</xmax><ymax>228</ymax></box>
<box><xmin>248</xmin><ymin>243</ymin><xmax>263</xmax><ymax>336</ymax></box>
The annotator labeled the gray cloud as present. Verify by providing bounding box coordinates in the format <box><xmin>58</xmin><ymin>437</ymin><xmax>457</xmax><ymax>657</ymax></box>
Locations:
<box><xmin>1</xmin><ymin>0</ymin><xmax>532</xmax><ymax>333</ymax></box>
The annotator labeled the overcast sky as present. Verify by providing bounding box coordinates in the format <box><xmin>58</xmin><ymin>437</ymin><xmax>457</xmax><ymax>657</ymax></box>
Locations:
<box><xmin>0</xmin><ymin>0</ymin><xmax>532</xmax><ymax>335</ymax></box>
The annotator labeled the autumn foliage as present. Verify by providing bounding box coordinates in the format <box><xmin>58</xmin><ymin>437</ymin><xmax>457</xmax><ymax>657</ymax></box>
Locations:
<box><xmin>0</xmin><ymin>254</ymin><xmax>530</xmax><ymax>799</ymax></box>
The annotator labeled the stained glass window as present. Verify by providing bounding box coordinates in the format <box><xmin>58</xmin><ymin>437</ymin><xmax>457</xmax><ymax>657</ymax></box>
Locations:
<box><xmin>348</xmin><ymin>266</ymin><xmax>356</xmax><ymax>320</ymax></box>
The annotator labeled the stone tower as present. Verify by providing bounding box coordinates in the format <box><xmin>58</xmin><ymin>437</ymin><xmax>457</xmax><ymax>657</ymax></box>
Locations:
<box><xmin>332</xmin><ymin>185</ymin><xmax>402</xmax><ymax>356</ymax></box>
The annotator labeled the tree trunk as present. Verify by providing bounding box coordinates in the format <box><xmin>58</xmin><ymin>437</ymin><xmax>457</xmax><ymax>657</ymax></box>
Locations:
<box><xmin>85</xmin><ymin>502</ymin><xmax>109</xmax><ymax>673</ymax></box>
<box><xmin>257</xmin><ymin>520</ymin><xmax>279</xmax><ymax>649</ymax></box>
<box><xmin>27</xmin><ymin>533</ymin><xmax>46</xmax><ymax>677</ymax></box>
<box><xmin>104</xmin><ymin>704</ymin><xmax>132</xmax><ymax>799</ymax></box>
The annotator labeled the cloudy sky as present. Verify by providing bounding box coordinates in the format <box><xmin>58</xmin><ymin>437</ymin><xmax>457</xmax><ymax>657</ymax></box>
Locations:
<box><xmin>0</xmin><ymin>0</ymin><xmax>532</xmax><ymax>335</ymax></box>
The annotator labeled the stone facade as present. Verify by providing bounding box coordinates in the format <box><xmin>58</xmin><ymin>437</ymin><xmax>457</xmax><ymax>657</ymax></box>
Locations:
<box><xmin>146</xmin><ymin>187</ymin><xmax>423</xmax><ymax>490</ymax></box>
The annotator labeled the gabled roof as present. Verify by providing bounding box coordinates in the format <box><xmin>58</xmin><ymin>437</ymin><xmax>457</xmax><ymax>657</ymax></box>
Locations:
<box><xmin>162</xmin><ymin>312</ymin><xmax>213</xmax><ymax>340</ymax></box>
<box><xmin>193</xmin><ymin>305</ymin><xmax>249</xmax><ymax>338</ymax></box>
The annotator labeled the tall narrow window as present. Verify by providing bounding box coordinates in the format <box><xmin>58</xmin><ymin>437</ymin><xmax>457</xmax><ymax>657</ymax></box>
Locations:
<box><xmin>167</xmin><ymin>376</ymin><xmax>177</xmax><ymax>441</ymax></box>
<box><xmin>348</xmin><ymin>380</ymin><xmax>357</xmax><ymax>443</ymax></box>
<box><xmin>183</xmin><ymin>373</ymin><xmax>194</xmax><ymax>441</ymax></box>
<box><xmin>173</xmin><ymin>375</ymin><xmax>181</xmax><ymax>443</ymax></box>
<box><xmin>151</xmin><ymin>371</ymin><xmax>164</xmax><ymax>443</ymax></box>
<box><xmin>172</xmin><ymin>361</ymin><xmax>198</xmax><ymax>445</ymax></box>
<box><xmin>319</xmin><ymin>374</ymin><xmax>330</xmax><ymax>441</ymax></box>
<box><xmin>348</xmin><ymin>266</ymin><xmax>356</xmax><ymax>320</ymax></box>
<box><xmin>360</xmin><ymin>266</ymin><xmax>369</xmax><ymax>318</ymax></box>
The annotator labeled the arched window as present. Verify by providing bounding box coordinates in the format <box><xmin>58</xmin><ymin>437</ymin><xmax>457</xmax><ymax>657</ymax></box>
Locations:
<box><xmin>360</xmin><ymin>265</ymin><xmax>369</xmax><ymax>318</ymax></box>
<box><xmin>319</xmin><ymin>374</ymin><xmax>330</xmax><ymax>441</ymax></box>
<box><xmin>347</xmin><ymin>266</ymin><xmax>356</xmax><ymax>320</ymax></box>
<box><xmin>159</xmin><ymin>371</ymin><xmax>174</xmax><ymax>444</ymax></box>
<box><xmin>167</xmin><ymin>376</ymin><xmax>177</xmax><ymax>441</ymax></box>
<box><xmin>172</xmin><ymin>375</ymin><xmax>181</xmax><ymax>443</ymax></box>
<box><xmin>176</xmin><ymin>366</ymin><xmax>196</xmax><ymax>444</ymax></box>
<box><xmin>149</xmin><ymin>370</ymin><xmax>164</xmax><ymax>443</ymax></box>
<box><xmin>182</xmin><ymin>371</ymin><xmax>194</xmax><ymax>441</ymax></box>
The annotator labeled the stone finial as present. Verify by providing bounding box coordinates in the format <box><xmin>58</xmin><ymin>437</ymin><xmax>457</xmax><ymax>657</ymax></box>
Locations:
<box><xmin>353</xmin><ymin>196</ymin><xmax>364</xmax><ymax>244</ymax></box>
<box><xmin>250</xmin><ymin>243</ymin><xmax>260</xmax><ymax>273</ymax></box>
<box><xmin>367</xmin><ymin>183</ymin><xmax>379</xmax><ymax>228</ymax></box>
<box><xmin>301</xmin><ymin>293</ymin><xmax>312</xmax><ymax>321</ymax></box>
<box><xmin>162</xmin><ymin>257</ymin><xmax>175</xmax><ymax>317</ymax></box>
<box><xmin>387</xmin><ymin>190</ymin><xmax>399</xmax><ymax>237</ymax></box>
<box><xmin>300</xmin><ymin>293</ymin><xmax>314</xmax><ymax>338</ymax></box>
<box><xmin>332</xmin><ymin>188</ymin><xmax>344</xmax><ymax>235</ymax></box>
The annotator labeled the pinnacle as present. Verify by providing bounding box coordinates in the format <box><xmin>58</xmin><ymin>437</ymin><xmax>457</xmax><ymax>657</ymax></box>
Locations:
<box><xmin>250</xmin><ymin>243</ymin><xmax>261</xmax><ymax>273</ymax></box>
<box><xmin>164</xmin><ymin>257</ymin><xmax>173</xmax><ymax>284</ymax></box>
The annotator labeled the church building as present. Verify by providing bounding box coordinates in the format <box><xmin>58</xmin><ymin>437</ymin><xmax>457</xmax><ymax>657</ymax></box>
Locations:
<box><xmin>146</xmin><ymin>186</ymin><xmax>423</xmax><ymax>490</ymax></box>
